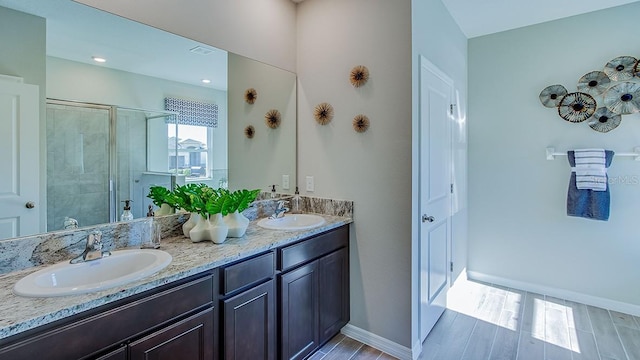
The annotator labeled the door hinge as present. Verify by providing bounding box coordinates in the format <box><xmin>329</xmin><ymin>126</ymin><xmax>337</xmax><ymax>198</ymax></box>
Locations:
<box><xmin>450</xmin><ymin>261</ymin><xmax>454</xmax><ymax>272</ymax></box>
<box><xmin>450</xmin><ymin>183</ymin><xmax>454</xmax><ymax>194</ymax></box>
<box><xmin>450</xmin><ymin>104</ymin><xmax>456</xmax><ymax>115</ymax></box>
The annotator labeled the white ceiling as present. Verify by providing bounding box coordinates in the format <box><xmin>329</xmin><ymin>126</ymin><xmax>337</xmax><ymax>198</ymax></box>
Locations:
<box><xmin>0</xmin><ymin>0</ymin><xmax>228</xmax><ymax>90</ymax></box>
<box><xmin>440</xmin><ymin>0</ymin><xmax>640</xmax><ymax>38</ymax></box>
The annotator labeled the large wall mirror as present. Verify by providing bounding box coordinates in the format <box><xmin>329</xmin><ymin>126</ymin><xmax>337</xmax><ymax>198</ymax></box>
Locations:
<box><xmin>0</xmin><ymin>0</ymin><xmax>296</xmax><ymax>240</ymax></box>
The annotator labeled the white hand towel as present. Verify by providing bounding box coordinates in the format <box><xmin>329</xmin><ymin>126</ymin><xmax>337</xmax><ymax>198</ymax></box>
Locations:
<box><xmin>573</xmin><ymin>149</ymin><xmax>607</xmax><ymax>191</ymax></box>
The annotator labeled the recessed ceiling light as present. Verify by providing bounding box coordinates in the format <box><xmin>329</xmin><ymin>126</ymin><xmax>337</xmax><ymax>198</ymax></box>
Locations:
<box><xmin>92</xmin><ymin>56</ymin><xmax>106</xmax><ymax>63</ymax></box>
<box><xmin>201</xmin><ymin>79</ymin><xmax>211</xmax><ymax>84</ymax></box>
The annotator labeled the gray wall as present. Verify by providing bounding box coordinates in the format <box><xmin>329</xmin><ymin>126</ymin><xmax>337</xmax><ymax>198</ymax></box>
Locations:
<box><xmin>228</xmin><ymin>53</ymin><xmax>296</xmax><ymax>193</ymax></box>
<box><xmin>296</xmin><ymin>0</ymin><xmax>413</xmax><ymax>348</ymax></box>
<box><xmin>469</xmin><ymin>3</ymin><xmax>640</xmax><ymax>312</ymax></box>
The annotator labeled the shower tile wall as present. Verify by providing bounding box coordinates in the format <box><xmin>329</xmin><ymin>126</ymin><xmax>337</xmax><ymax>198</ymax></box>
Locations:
<box><xmin>116</xmin><ymin>109</ymin><xmax>147</xmax><ymax>219</ymax></box>
<box><xmin>46</xmin><ymin>104</ymin><xmax>110</xmax><ymax>231</ymax></box>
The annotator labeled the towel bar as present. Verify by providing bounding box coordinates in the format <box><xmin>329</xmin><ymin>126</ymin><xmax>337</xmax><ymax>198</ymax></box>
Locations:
<box><xmin>546</xmin><ymin>147</ymin><xmax>640</xmax><ymax>161</ymax></box>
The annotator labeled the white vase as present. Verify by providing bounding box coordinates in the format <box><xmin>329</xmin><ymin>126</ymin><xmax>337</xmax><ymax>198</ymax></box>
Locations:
<box><xmin>208</xmin><ymin>213</ymin><xmax>229</xmax><ymax>244</ymax></box>
<box><xmin>189</xmin><ymin>215</ymin><xmax>212</xmax><ymax>243</ymax></box>
<box><xmin>155</xmin><ymin>203</ymin><xmax>174</xmax><ymax>216</ymax></box>
<box><xmin>182</xmin><ymin>213</ymin><xmax>200</xmax><ymax>237</ymax></box>
<box><xmin>224</xmin><ymin>210</ymin><xmax>250</xmax><ymax>238</ymax></box>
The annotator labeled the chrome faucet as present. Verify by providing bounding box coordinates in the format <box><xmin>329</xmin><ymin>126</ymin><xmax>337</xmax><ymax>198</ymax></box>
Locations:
<box><xmin>270</xmin><ymin>200</ymin><xmax>290</xmax><ymax>219</ymax></box>
<box><xmin>70</xmin><ymin>230</ymin><xmax>111</xmax><ymax>264</ymax></box>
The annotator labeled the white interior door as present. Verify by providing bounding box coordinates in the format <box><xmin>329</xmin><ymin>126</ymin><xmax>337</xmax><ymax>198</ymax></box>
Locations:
<box><xmin>0</xmin><ymin>78</ymin><xmax>40</xmax><ymax>240</ymax></box>
<box><xmin>419</xmin><ymin>56</ymin><xmax>453</xmax><ymax>342</ymax></box>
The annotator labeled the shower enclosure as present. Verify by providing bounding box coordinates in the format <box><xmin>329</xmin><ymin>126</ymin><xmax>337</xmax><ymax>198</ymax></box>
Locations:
<box><xmin>46</xmin><ymin>99</ymin><xmax>180</xmax><ymax>231</ymax></box>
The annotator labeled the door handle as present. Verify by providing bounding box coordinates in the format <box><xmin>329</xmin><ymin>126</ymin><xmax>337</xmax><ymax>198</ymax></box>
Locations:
<box><xmin>25</xmin><ymin>201</ymin><xmax>35</xmax><ymax>209</ymax></box>
<box><xmin>422</xmin><ymin>214</ymin><xmax>435</xmax><ymax>223</ymax></box>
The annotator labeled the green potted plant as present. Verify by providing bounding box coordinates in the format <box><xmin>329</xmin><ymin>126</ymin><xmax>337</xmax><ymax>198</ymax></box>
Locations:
<box><xmin>147</xmin><ymin>185</ymin><xmax>176</xmax><ymax>216</ymax></box>
<box><xmin>174</xmin><ymin>183</ymin><xmax>199</xmax><ymax>236</ymax></box>
<box><xmin>222</xmin><ymin>189</ymin><xmax>260</xmax><ymax>237</ymax></box>
<box><xmin>176</xmin><ymin>184</ymin><xmax>229</xmax><ymax>243</ymax></box>
<box><xmin>172</xmin><ymin>183</ymin><xmax>211</xmax><ymax>237</ymax></box>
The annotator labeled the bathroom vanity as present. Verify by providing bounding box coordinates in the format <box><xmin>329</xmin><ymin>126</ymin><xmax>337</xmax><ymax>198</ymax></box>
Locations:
<box><xmin>0</xmin><ymin>217</ymin><xmax>350</xmax><ymax>360</ymax></box>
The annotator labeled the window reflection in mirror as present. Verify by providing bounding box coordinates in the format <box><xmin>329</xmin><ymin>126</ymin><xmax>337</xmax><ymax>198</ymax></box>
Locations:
<box><xmin>167</xmin><ymin>123</ymin><xmax>228</xmax><ymax>188</ymax></box>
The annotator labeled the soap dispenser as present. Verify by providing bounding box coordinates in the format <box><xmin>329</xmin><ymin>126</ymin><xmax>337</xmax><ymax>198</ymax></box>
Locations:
<box><xmin>270</xmin><ymin>184</ymin><xmax>277</xmax><ymax>198</ymax></box>
<box><xmin>121</xmin><ymin>200</ymin><xmax>134</xmax><ymax>221</ymax></box>
<box><xmin>292</xmin><ymin>186</ymin><xmax>301</xmax><ymax>213</ymax></box>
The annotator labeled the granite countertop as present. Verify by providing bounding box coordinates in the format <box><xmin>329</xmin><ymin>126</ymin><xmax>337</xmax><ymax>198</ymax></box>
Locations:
<box><xmin>0</xmin><ymin>214</ymin><xmax>352</xmax><ymax>341</ymax></box>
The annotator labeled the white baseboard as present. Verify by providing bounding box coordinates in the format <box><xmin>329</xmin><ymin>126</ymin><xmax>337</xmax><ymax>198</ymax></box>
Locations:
<box><xmin>340</xmin><ymin>324</ymin><xmax>416</xmax><ymax>360</ymax></box>
<box><xmin>467</xmin><ymin>271</ymin><xmax>640</xmax><ymax>317</ymax></box>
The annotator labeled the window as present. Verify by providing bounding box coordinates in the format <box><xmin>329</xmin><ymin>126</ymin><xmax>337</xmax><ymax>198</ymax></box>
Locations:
<box><xmin>168</xmin><ymin>124</ymin><xmax>212</xmax><ymax>181</ymax></box>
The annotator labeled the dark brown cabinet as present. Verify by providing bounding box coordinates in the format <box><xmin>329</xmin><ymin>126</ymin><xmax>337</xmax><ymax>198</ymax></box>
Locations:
<box><xmin>0</xmin><ymin>225</ymin><xmax>349</xmax><ymax>360</ymax></box>
<box><xmin>318</xmin><ymin>247</ymin><xmax>349</xmax><ymax>344</ymax></box>
<box><xmin>0</xmin><ymin>273</ymin><xmax>217</xmax><ymax>360</ymax></box>
<box><xmin>280</xmin><ymin>262</ymin><xmax>319</xmax><ymax>360</ymax></box>
<box><xmin>222</xmin><ymin>280</ymin><xmax>276</xmax><ymax>360</ymax></box>
<box><xmin>278</xmin><ymin>226</ymin><xmax>349</xmax><ymax>360</ymax></box>
<box><xmin>130</xmin><ymin>308</ymin><xmax>215</xmax><ymax>360</ymax></box>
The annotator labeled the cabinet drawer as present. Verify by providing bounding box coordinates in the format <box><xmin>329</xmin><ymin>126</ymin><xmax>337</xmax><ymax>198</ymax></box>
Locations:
<box><xmin>222</xmin><ymin>251</ymin><xmax>274</xmax><ymax>295</ymax></box>
<box><xmin>0</xmin><ymin>274</ymin><xmax>214</xmax><ymax>360</ymax></box>
<box><xmin>278</xmin><ymin>226</ymin><xmax>348</xmax><ymax>272</ymax></box>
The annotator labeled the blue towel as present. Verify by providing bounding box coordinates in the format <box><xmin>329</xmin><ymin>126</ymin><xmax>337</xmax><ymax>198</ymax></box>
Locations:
<box><xmin>567</xmin><ymin>150</ymin><xmax>614</xmax><ymax>221</ymax></box>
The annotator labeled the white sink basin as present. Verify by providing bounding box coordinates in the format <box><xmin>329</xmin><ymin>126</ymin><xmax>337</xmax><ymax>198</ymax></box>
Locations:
<box><xmin>257</xmin><ymin>214</ymin><xmax>326</xmax><ymax>231</ymax></box>
<box><xmin>14</xmin><ymin>249</ymin><xmax>172</xmax><ymax>298</ymax></box>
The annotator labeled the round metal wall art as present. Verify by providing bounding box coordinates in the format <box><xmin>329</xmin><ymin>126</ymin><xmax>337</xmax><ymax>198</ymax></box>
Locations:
<box><xmin>313</xmin><ymin>102</ymin><xmax>334</xmax><ymax>125</ymax></box>
<box><xmin>577</xmin><ymin>71</ymin><xmax>611</xmax><ymax>96</ymax></box>
<box><xmin>539</xmin><ymin>84</ymin><xmax>568</xmax><ymax>108</ymax></box>
<box><xmin>352</xmin><ymin>114</ymin><xmax>370</xmax><ymax>133</ymax></box>
<box><xmin>264</xmin><ymin>109</ymin><xmax>281</xmax><ymax>129</ymax></box>
<box><xmin>587</xmin><ymin>108</ymin><xmax>621</xmax><ymax>133</ymax></box>
<box><xmin>350</xmin><ymin>65</ymin><xmax>369</xmax><ymax>88</ymax></box>
<box><xmin>244</xmin><ymin>88</ymin><xmax>257</xmax><ymax>104</ymax></box>
<box><xmin>557</xmin><ymin>92</ymin><xmax>597</xmax><ymax>123</ymax></box>
<box><xmin>603</xmin><ymin>82</ymin><xmax>640</xmax><ymax>115</ymax></box>
<box><xmin>603</xmin><ymin>56</ymin><xmax>637</xmax><ymax>81</ymax></box>
<box><xmin>244</xmin><ymin>125</ymin><xmax>255</xmax><ymax>139</ymax></box>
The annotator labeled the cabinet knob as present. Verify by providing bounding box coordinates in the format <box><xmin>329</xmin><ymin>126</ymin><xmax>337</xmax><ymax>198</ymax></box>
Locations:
<box><xmin>25</xmin><ymin>201</ymin><xmax>35</xmax><ymax>209</ymax></box>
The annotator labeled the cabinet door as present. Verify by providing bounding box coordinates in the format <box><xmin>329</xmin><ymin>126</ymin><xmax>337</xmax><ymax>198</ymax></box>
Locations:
<box><xmin>318</xmin><ymin>247</ymin><xmax>349</xmax><ymax>344</ymax></box>
<box><xmin>223</xmin><ymin>280</ymin><xmax>275</xmax><ymax>360</ymax></box>
<box><xmin>129</xmin><ymin>308</ymin><xmax>216</xmax><ymax>360</ymax></box>
<box><xmin>279</xmin><ymin>261</ymin><xmax>319</xmax><ymax>360</ymax></box>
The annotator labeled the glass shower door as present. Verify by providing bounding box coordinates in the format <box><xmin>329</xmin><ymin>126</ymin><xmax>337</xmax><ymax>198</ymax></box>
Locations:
<box><xmin>46</xmin><ymin>100</ymin><xmax>112</xmax><ymax>231</ymax></box>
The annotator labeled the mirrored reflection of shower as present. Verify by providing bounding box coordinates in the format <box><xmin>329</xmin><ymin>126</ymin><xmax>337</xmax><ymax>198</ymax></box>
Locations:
<box><xmin>45</xmin><ymin>99</ymin><xmax>177</xmax><ymax>231</ymax></box>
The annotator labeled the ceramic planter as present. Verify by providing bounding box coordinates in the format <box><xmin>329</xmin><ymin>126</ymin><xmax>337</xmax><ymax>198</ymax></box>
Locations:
<box><xmin>208</xmin><ymin>213</ymin><xmax>229</xmax><ymax>244</ymax></box>
<box><xmin>188</xmin><ymin>213</ymin><xmax>229</xmax><ymax>244</ymax></box>
<box><xmin>182</xmin><ymin>213</ymin><xmax>200</xmax><ymax>237</ymax></box>
<box><xmin>224</xmin><ymin>210</ymin><xmax>250</xmax><ymax>238</ymax></box>
<box><xmin>189</xmin><ymin>215</ymin><xmax>211</xmax><ymax>243</ymax></box>
<box><xmin>154</xmin><ymin>203</ymin><xmax>175</xmax><ymax>216</ymax></box>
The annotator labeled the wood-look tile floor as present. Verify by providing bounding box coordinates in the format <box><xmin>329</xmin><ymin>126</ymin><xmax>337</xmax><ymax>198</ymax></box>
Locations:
<box><xmin>309</xmin><ymin>333</ymin><xmax>398</xmax><ymax>360</ymax></box>
<box><xmin>326</xmin><ymin>278</ymin><xmax>640</xmax><ymax>360</ymax></box>
<box><xmin>421</xmin><ymin>278</ymin><xmax>640</xmax><ymax>360</ymax></box>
